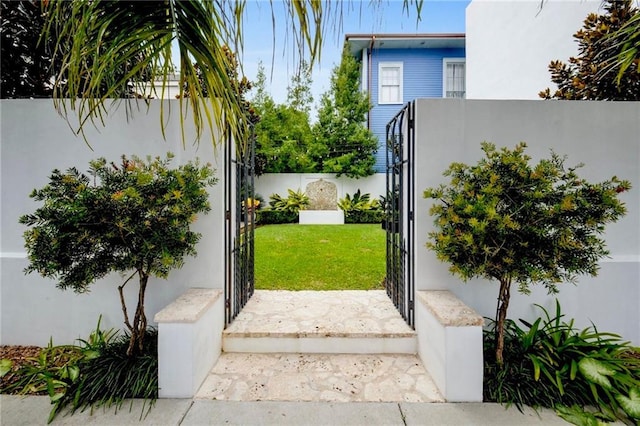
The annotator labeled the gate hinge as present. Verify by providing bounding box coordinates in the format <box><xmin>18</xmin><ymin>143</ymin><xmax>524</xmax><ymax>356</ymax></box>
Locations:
<box><xmin>408</xmin><ymin>118</ymin><xmax>414</xmax><ymax>130</ymax></box>
<box><xmin>409</xmin><ymin>211</ymin><xmax>414</xmax><ymax>221</ymax></box>
<box><xmin>225</xmin><ymin>299</ymin><xmax>230</xmax><ymax>308</ymax></box>
<box><xmin>225</xmin><ymin>210</ymin><xmax>231</xmax><ymax>220</ymax></box>
<box><xmin>408</xmin><ymin>300</ymin><xmax>414</xmax><ymax>310</ymax></box>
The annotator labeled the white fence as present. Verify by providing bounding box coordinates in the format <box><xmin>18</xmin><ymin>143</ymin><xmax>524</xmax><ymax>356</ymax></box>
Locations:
<box><xmin>1</xmin><ymin>99</ymin><xmax>225</xmax><ymax>345</ymax></box>
<box><xmin>255</xmin><ymin>173</ymin><xmax>386</xmax><ymax>205</ymax></box>
<box><xmin>2</xmin><ymin>99</ymin><xmax>639</xmax><ymax>348</ymax></box>
<box><xmin>413</xmin><ymin>99</ymin><xmax>640</xmax><ymax>345</ymax></box>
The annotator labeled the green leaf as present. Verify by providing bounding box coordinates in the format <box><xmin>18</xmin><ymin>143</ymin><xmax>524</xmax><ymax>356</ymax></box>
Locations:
<box><xmin>556</xmin><ymin>370</ymin><xmax>565</xmax><ymax>395</ymax></box>
<box><xmin>0</xmin><ymin>359</ymin><xmax>12</xmax><ymax>377</ymax></box>
<box><xmin>50</xmin><ymin>391</ymin><xmax>65</xmax><ymax>402</ymax></box>
<box><xmin>578</xmin><ymin>358</ymin><xmax>615</xmax><ymax>390</ymax></box>
<box><xmin>570</xmin><ymin>359</ymin><xmax>578</xmax><ymax>381</ymax></box>
<box><xmin>527</xmin><ymin>354</ymin><xmax>543</xmax><ymax>381</ymax></box>
<box><xmin>68</xmin><ymin>365</ymin><xmax>80</xmax><ymax>382</ymax></box>
<box><xmin>555</xmin><ymin>405</ymin><xmax>602</xmax><ymax>426</ymax></box>
<box><xmin>616</xmin><ymin>387</ymin><xmax>640</xmax><ymax>419</ymax></box>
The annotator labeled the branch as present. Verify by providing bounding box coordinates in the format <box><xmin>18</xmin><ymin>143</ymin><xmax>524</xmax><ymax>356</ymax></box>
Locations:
<box><xmin>118</xmin><ymin>270</ymin><xmax>137</xmax><ymax>333</ymax></box>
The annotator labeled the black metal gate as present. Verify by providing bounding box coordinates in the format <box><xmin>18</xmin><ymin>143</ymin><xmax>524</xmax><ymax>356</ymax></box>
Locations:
<box><xmin>384</xmin><ymin>101</ymin><xmax>415</xmax><ymax>328</ymax></box>
<box><xmin>224</xmin><ymin>129</ymin><xmax>256</xmax><ymax>326</ymax></box>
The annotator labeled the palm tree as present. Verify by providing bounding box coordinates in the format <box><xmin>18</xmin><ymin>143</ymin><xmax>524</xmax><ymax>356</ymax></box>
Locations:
<box><xmin>41</xmin><ymin>1</ymin><xmax>430</xmax><ymax>147</ymax></box>
<box><xmin>610</xmin><ymin>9</ymin><xmax>639</xmax><ymax>85</ymax></box>
<box><xmin>41</xmin><ymin>0</ymin><xmax>327</xmax><ymax>147</ymax></box>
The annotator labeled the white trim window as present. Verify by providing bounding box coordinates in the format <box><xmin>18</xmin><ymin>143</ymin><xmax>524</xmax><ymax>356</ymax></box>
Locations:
<box><xmin>443</xmin><ymin>58</ymin><xmax>465</xmax><ymax>99</ymax></box>
<box><xmin>378</xmin><ymin>62</ymin><xmax>403</xmax><ymax>104</ymax></box>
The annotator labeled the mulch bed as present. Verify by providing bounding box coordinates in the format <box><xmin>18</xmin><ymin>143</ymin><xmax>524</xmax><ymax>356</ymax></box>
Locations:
<box><xmin>1</xmin><ymin>345</ymin><xmax>43</xmax><ymax>394</ymax></box>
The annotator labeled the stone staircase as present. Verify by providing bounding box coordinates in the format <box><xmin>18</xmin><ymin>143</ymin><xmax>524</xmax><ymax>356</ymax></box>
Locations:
<box><xmin>194</xmin><ymin>290</ymin><xmax>444</xmax><ymax>403</ymax></box>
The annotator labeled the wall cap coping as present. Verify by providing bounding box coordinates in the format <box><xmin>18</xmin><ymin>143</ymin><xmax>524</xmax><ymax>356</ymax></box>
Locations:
<box><xmin>417</xmin><ymin>290</ymin><xmax>484</xmax><ymax>327</ymax></box>
<box><xmin>154</xmin><ymin>288</ymin><xmax>222</xmax><ymax>323</ymax></box>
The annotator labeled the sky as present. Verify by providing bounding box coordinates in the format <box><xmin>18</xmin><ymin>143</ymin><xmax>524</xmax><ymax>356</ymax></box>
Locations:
<box><xmin>239</xmin><ymin>0</ymin><xmax>470</xmax><ymax>110</ymax></box>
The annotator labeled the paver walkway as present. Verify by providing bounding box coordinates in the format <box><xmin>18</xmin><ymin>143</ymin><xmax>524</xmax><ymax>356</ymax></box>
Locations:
<box><xmin>196</xmin><ymin>353</ymin><xmax>443</xmax><ymax>402</ymax></box>
<box><xmin>197</xmin><ymin>290</ymin><xmax>442</xmax><ymax>403</ymax></box>
<box><xmin>223</xmin><ymin>290</ymin><xmax>413</xmax><ymax>337</ymax></box>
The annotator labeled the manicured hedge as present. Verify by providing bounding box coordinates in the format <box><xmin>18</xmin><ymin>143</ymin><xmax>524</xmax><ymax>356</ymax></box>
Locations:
<box><xmin>256</xmin><ymin>209</ymin><xmax>298</xmax><ymax>224</ymax></box>
<box><xmin>344</xmin><ymin>210</ymin><xmax>383</xmax><ymax>224</ymax></box>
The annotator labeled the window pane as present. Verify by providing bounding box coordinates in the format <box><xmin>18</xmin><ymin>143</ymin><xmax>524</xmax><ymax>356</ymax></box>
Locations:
<box><xmin>381</xmin><ymin>85</ymin><xmax>400</xmax><ymax>103</ymax></box>
<box><xmin>381</xmin><ymin>67</ymin><xmax>399</xmax><ymax>85</ymax></box>
<box><xmin>380</xmin><ymin>65</ymin><xmax>401</xmax><ymax>103</ymax></box>
<box><xmin>445</xmin><ymin>62</ymin><xmax>465</xmax><ymax>98</ymax></box>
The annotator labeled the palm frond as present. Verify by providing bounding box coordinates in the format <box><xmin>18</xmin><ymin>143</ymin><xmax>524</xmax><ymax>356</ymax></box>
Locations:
<box><xmin>41</xmin><ymin>0</ymin><xmax>423</xmax><ymax>147</ymax></box>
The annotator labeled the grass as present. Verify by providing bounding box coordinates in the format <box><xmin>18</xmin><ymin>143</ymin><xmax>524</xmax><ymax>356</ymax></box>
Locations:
<box><xmin>254</xmin><ymin>224</ymin><xmax>385</xmax><ymax>291</ymax></box>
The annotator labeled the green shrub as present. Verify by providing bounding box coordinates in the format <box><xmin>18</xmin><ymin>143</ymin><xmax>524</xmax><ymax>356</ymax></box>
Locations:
<box><xmin>1</xmin><ymin>318</ymin><xmax>158</xmax><ymax>423</ymax></box>
<box><xmin>2</xmin><ymin>343</ymin><xmax>86</xmax><ymax>398</ymax></box>
<box><xmin>20</xmin><ymin>153</ymin><xmax>216</xmax><ymax>358</ymax></box>
<box><xmin>268</xmin><ymin>189</ymin><xmax>309</xmax><ymax>213</ymax></box>
<box><xmin>65</xmin><ymin>329</ymin><xmax>158</xmax><ymax>415</ymax></box>
<box><xmin>345</xmin><ymin>210</ymin><xmax>383</xmax><ymax>224</ymax></box>
<box><xmin>424</xmin><ymin>142</ymin><xmax>630</xmax><ymax>365</ymax></box>
<box><xmin>257</xmin><ymin>209</ymin><xmax>298</xmax><ymax>224</ymax></box>
<box><xmin>484</xmin><ymin>301</ymin><xmax>640</xmax><ymax>424</ymax></box>
<box><xmin>339</xmin><ymin>190</ymin><xmax>382</xmax><ymax>223</ymax></box>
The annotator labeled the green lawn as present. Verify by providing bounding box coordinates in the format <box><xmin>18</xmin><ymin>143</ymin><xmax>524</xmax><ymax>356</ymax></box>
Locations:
<box><xmin>254</xmin><ymin>224</ymin><xmax>386</xmax><ymax>290</ymax></box>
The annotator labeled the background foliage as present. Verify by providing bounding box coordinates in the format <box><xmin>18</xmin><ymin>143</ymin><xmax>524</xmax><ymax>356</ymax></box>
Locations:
<box><xmin>540</xmin><ymin>0</ymin><xmax>640</xmax><ymax>101</ymax></box>
<box><xmin>313</xmin><ymin>46</ymin><xmax>378</xmax><ymax>178</ymax></box>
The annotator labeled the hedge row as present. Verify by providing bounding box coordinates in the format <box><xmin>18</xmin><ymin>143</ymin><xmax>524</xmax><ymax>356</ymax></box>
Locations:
<box><xmin>255</xmin><ymin>209</ymin><xmax>383</xmax><ymax>225</ymax></box>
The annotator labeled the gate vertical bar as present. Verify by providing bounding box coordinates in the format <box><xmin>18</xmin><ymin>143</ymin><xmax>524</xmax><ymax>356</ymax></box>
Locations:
<box><xmin>407</xmin><ymin>101</ymin><xmax>415</xmax><ymax>327</ymax></box>
<box><xmin>385</xmin><ymin>101</ymin><xmax>415</xmax><ymax>328</ymax></box>
<box><xmin>224</xmin><ymin>127</ymin><xmax>233</xmax><ymax>325</ymax></box>
<box><xmin>224</xmin><ymin>128</ymin><xmax>256</xmax><ymax>326</ymax></box>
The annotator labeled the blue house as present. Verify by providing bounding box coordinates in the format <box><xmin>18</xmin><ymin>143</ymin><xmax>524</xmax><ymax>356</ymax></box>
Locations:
<box><xmin>345</xmin><ymin>34</ymin><xmax>466</xmax><ymax>172</ymax></box>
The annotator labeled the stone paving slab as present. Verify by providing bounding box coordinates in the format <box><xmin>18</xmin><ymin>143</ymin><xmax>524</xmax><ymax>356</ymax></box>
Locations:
<box><xmin>224</xmin><ymin>290</ymin><xmax>414</xmax><ymax>338</ymax></box>
<box><xmin>196</xmin><ymin>353</ymin><xmax>443</xmax><ymax>403</ymax></box>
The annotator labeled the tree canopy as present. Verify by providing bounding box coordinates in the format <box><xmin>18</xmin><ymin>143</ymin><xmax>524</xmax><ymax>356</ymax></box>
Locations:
<box><xmin>312</xmin><ymin>46</ymin><xmax>377</xmax><ymax>178</ymax></box>
<box><xmin>539</xmin><ymin>0</ymin><xmax>640</xmax><ymax>100</ymax></box>
<box><xmin>33</xmin><ymin>1</ymin><xmax>425</xmax><ymax>147</ymax></box>
<box><xmin>35</xmin><ymin>0</ymin><xmax>329</xmax><ymax>145</ymax></box>
<box><xmin>424</xmin><ymin>142</ymin><xmax>630</xmax><ymax>364</ymax></box>
<box><xmin>251</xmin><ymin>62</ymin><xmax>318</xmax><ymax>174</ymax></box>
<box><xmin>20</xmin><ymin>154</ymin><xmax>217</xmax><ymax>356</ymax></box>
<box><xmin>1</xmin><ymin>1</ymin><xmax>55</xmax><ymax>98</ymax></box>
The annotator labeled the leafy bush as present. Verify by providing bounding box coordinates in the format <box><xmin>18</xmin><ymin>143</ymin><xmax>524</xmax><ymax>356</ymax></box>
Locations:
<box><xmin>345</xmin><ymin>210</ymin><xmax>383</xmax><ymax>224</ymax></box>
<box><xmin>484</xmin><ymin>301</ymin><xmax>640</xmax><ymax>424</ymax></box>
<box><xmin>20</xmin><ymin>153</ymin><xmax>216</xmax><ymax>357</ymax></box>
<box><xmin>248</xmin><ymin>193</ymin><xmax>265</xmax><ymax>210</ymax></box>
<box><xmin>1</xmin><ymin>319</ymin><xmax>158</xmax><ymax>423</ymax></box>
<box><xmin>339</xmin><ymin>190</ymin><xmax>382</xmax><ymax>223</ymax></box>
<box><xmin>64</xmin><ymin>329</ymin><xmax>158</xmax><ymax>415</ymax></box>
<box><xmin>256</xmin><ymin>209</ymin><xmax>298</xmax><ymax>224</ymax></box>
<box><xmin>2</xmin><ymin>343</ymin><xmax>86</xmax><ymax>398</ymax></box>
<box><xmin>268</xmin><ymin>189</ymin><xmax>309</xmax><ymax>213</ymax></box>
<box><xmin>424</xmin><ymin>142</ymin><xmax>630</xmax><ymax>364</ymax></box>
<box><xmin>339</xmin><ymin>190</ymin><xmax>380</xmax><ymax>211</ymax></box>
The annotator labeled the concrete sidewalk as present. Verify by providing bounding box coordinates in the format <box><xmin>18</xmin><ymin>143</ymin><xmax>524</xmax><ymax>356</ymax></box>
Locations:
<box><xmin>1</xmin><ymin>396</ymin><xmax>571</xmax><ymax>425</ymax></box>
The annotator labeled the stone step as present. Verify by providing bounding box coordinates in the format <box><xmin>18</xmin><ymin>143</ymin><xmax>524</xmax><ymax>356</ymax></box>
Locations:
<box><xmin>222</xmin><ymin>290</ymin><xmax>417</xmax><ymax>354</ymax></box>
<box><xmin>195</xmin><ymin>353</ymin><xmax>443</xmax><ymax>403</ymax></box>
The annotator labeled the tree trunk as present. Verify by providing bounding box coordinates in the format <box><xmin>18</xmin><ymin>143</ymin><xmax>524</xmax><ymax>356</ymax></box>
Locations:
<box><xmin>126</xmin><ymin>271</ymin><xmax>149</xmax><ymax>357</ymax></box>
<box><xmin>495</xmin><ymin>277</ymin><xmax>512</xmax><ymax>366</ymax></box>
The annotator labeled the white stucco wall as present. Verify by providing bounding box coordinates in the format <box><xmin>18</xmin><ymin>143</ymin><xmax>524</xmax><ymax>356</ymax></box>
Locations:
<box><xmin>466</xmin><ymin>0</ymin><xmax>602</xmax><ymax>100</ymax></box>
<box><xmin>255</xmin><ymin>173</ymin><xmax>387</xmax><ymax>204</ymax></box>
<box><xmin>413</xmin><ymin>99</ymin><xmax>640</xmax><ymax>345</ymax></box>
<box><xmin>1</xmin><ymin>99</ymin><xmax>226</xmax><ymax>345</ymax></box>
